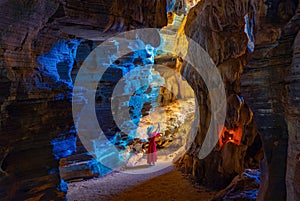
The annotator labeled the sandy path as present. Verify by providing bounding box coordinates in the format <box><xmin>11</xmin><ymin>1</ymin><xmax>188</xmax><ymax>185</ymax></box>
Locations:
<box><xmin>67</xmin><ymin>164</ymin><xmax>215</xmax><ymax>201</ymax></box>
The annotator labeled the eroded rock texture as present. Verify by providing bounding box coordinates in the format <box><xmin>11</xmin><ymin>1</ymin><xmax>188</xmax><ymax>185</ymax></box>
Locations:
<box><xmin>212</xmin><ymin>169</ymin><xmax>260</xmax><ymax>201</ymax></box>
<box><xmin>0</xmin><ymin>0</ymin><xmax>167</xmax><ymax>200</ymax></box>
<box><xmin>176</xmin><ymin>0</ymin><xmax>261</xmax><ymax>189</ymax></box>
<box><xmin>286</xmin><ymin>29</ymin><xmax>300</xmax><ymax>201</ymax></box>
<box><xmin>0</xmin><ymin>1</ymin><xmax>71</xmax><ymax>200</ymax></box>
<box><xmin>176</xmin><ymin>0</ymin><xmax>300</xmax><ymax>200</ymax></box>
<box><xmin>242</xmin><ymin>0</ymin><xmax>300</xmax><ymax>200</ymax></box>
<box><xmin>1</xmin><ymin>0</ymin><xmax>299</xmax><ymax>200</ymax></box>
<box><xmin>104</xmin><ymin>0</ymin><xmax>167</xmax><ymax>31</ymax></box>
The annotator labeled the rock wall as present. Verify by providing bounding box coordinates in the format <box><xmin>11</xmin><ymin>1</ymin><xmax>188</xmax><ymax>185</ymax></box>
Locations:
<box><xmin>0</xmin><ymin>0</ymin><xmax>167</xmax><ymax>200</ymax></box>
<box><xmin>176</xmin><ymin>0</ymin><xmax>261</xmax><ymax>189</ymax></box>
<box><xmin>212</xmin><ymin>169</ymin><xmax>261</xmax><ymax>201</ymax></box>
<box><xmin>104</xmin><ymin>0</ymin><xmax>167</xmax><ymax>31</ymax></box>
<box><xmin>0</xmin><ymin>1</ymin><xmax>68</xmax><ymax>200</ymax></box>
<box><xmin>175</xmin><ymin>0</ymin><xmax>300</xmax><ymax>200</ymax></box>
<box><xmin>286</xmin><ymin>29</ymin><xmax>300</xmax><ymax>201</ymax></box>
<box><xmin>1</xmin><ymin>0</ymin><xmax>299</xmax><ymax>200</ymax></box>
<box><xmin>241</xmin><ymin>0</ymin><xmax>300</xmax><ymax>200</ymax></box>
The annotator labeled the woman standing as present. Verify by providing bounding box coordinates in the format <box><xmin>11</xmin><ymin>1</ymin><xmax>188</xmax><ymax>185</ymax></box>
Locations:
<box><xmin>147</xmin><ymin>123</ymin><xmax>161</xmax><ymax>166</ymax></box>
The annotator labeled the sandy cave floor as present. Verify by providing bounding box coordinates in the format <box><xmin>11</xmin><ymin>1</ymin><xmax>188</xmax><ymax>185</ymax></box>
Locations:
<box><xmin>67</xmin><ymin>163</ymin><xmax>216</xmax><ymax>201</ymax></box>
<box><xmin>67</xmin><ymin>99</ymin><xmax>212</xmax><ymax>200</ymax></box>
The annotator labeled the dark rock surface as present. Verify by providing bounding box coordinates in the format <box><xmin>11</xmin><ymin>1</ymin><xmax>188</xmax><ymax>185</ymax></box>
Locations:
<box><xmin>212</xmin><ymin>169</ymin><xmax>260</xmax><ymax>201</ymax></box>
<box><xmin>285</xmin><ymin>29</ymin><xmax>300</xmax><ymax>201</ymax></box>
<box><xmin>104</xmin><ymin>0</ymin><xmax>167</xmax><ymax>31</ymax></box>
<box><xmin>175</xmin><ymin>0</ymin><xmax>300</xmax><ymax>200</ymax></box>
<box><xmin>242</xmin><ymin>1</ymin><xmax>300</xmax><ymax>200</ymax></box>
<box><xmin>0</xmin><ymin>0</ymin><xmax>167</xmax><ymax>200</ymax></box>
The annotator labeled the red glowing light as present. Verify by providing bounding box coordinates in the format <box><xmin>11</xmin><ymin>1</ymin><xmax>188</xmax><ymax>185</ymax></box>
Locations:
<box><xmin>218</xmin><ymin>125</ymin><xmax>243</xmax><ymax>149</ymax></box>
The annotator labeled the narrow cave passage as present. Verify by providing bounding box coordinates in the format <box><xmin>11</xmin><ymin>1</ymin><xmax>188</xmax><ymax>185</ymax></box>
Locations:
<box><xmin>1</xmin><ymin>0</ymin><xmax>299</xmax><ymax>201</ymax></box>
<box><xmin>64</xmin><ymin>3</ymin><xmax>261</xmax><ymax>200</ymax></box>
<box><xmin>63</xmin><ymin>13</ymin><xmax>198</xmax><ymax>188</ymax></box>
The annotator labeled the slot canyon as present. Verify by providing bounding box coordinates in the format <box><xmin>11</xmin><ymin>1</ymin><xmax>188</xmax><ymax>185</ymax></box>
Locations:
<box><xmin>0</xmin><ymin>0</ymin><xmax>299</xmax><ymax>200</ymax></box>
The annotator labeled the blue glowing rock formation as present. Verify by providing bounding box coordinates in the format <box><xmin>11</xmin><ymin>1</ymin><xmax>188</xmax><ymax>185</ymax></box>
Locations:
<box><xmin>37</xmin><ymin>40</ymin><xmax>81</xmax><ymax>86</ymax></box>
<box><xmin>110</xmin><ymin>40</ymin><xmax>164</xmax><ymax>138</ymax></box>
<box><xmin>51</xmin><ymin>130</ymin><xmax>77</xmax><ymax>160</ymax></box>
<box><xmin>244</xmin><ymin>14</ymin><xmax>255</xmax><ymax>53</ymax></box>
<box><xmin>50</xmin><ymin>128</ymin><xmax>77</xmax><ymax>193</ymax></box>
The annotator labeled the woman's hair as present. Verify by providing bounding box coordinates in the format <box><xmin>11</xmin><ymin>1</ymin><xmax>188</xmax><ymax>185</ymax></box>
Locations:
<box><xmin>147</xmin><ymin>125</ymin><xmax>155</xmax><ymax>136</ymax></box>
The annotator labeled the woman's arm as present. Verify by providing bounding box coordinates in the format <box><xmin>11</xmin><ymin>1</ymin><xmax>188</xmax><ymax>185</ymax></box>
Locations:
<box><xmin>155</xmin><ymin>123</ymin><xmax>160</xmax><ymax>133</ymax></box>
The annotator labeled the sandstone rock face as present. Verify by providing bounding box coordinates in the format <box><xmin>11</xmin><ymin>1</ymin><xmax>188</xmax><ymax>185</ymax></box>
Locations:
<box><xmin>241</xmin><ymin>1</ymin><xmax>300</xmax><ymax>200</ymax></box>
<box><xmin>176</xmin><ymin>0</ymin><xmax>299</xmax><ymax>200</ymax></box>
<box><xmin>0</xmin><ymin>1</ymin><xmax>69</xmax><ymax>200</ymax></box>
<box><xmin>285</xmin><ymin>29</ymin><xmax>300</xmax><ymax>201</ymax></box>
<box><xmin>104</xmin><ymin>0</ymin><xmax>167</xmax><ymax>31</ymax></box>
<box><xmin>0</xmin><ymin>99</ymin><xmax>74</xmax><ymax>200</ymax></box>
<box><xmin>0</xmin><ymin>0</ymin><xmax>167</xmax><ymax>200</ymax></box>
<box><xmin>176</xmin><ymin>0</ymin><xmax>262</xmax><ymax>190</ymax></box>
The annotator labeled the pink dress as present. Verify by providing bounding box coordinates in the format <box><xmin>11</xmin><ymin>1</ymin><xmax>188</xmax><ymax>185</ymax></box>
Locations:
<box><xmin>147</xmin><ymin>132</ymin><xmax>160</xmax><ymax>164</ymax></box>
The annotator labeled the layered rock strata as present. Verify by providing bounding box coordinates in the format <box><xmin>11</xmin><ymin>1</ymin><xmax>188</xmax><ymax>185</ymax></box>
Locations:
<box><xmin>0</xmin><ymin>0</ymin><xmax>167</xmax><ymax>200</ymax></box>
<box><xmin>176</xmin><ymin>0</ymin><xmax>262</xmax><ymax>189</ymax></box>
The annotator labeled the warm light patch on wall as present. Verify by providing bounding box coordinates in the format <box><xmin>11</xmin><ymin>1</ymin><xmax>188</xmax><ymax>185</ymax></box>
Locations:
<box><xmin>218</xmin><ymin>125</ymin><xmax>243</xmax><ymax>149</ymax></box>
<box><xmin>174</xmin><ymin>15</ymin><xmax>188</xmax><ymax>58</ymax></box>
<box><xmin>186</xmin><ymin>0</ymin><xmax>201</xmax><ymax>8</ymax></box>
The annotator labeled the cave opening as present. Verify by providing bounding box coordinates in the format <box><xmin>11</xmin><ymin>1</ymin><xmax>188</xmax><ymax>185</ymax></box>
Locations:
<box><xmin>64</xmin><ymin>5</ymin><xmax>262</xmax><ymax>199</ymax></box>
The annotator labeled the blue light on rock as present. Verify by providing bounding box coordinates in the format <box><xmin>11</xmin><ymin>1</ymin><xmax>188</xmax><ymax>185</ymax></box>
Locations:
<box><xmin>244</xmin><ymin>14</ymin><xmax>255</xmax><ymax>53</ymax></box>
<box><xmin>58</xmin><ymin>179</ymin><xmax>68</xmax><ymax>193</ymax></box>
<box><xmin>129</xmin><ymin>86</ymin><xmax>151</xmax><ymax>126</ymax></box>
<box><xmin>88</xmin><ymin>158</ymin><xmax>111</xmax><ymax>177</ymax></box>
<box><xmin>98</xmin><ymin>38</ymin><xmax>164</xmax><ymax>140</ymax></box>
<box><xmin>167</xmin><ymin>0</ymin><xmax>176</xmax><ymax>12</ymax></box>
<box><xmin>48</xmin><ymin>168</ymin><xmax>57</xmax><ymax>175</ymax></box>
<box><xmin>51</xmin><ymin>129</ymin><xmax>77</xmax><ymax>194</ymax></box>
<box><xmin>244</xmin><ymin>169</ymin><xmax>260</xmax><ymax>184</ymax></box>
<box><xmin>37</xmin><ymin>40</ymin><xmax>81</xmax><ymax>86</ymax></box>
<box><xmin>51</xmin><ymin>133</ymin><xmax>76</xmax><ymax>160</ymax></box>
